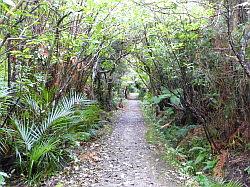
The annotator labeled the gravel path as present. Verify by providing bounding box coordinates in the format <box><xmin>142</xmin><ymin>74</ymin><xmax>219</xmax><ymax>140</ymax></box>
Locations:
<box><xmin>46</xmin><ymin>99</ymin><xmax>187</xmax><ymax>187</ymax></box>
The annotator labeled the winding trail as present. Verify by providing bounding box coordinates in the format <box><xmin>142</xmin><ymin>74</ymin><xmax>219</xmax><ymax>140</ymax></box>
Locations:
<box><xmin>46</xmin><ymin>97</ymin><xmax>187</xmax><ymax>187</ymax></box>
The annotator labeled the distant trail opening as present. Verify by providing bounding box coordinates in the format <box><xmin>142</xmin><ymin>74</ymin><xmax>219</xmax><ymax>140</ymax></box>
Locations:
<box><xmin>127</xmin><ymin>93</ymin><xmax>139</xmax><ymax>100</ymax></box>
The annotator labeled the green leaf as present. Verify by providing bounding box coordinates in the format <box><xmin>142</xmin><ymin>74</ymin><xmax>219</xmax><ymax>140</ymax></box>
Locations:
<box><xmin>55</xmin><ymin>183</ymin><xmax>64</xmax><ymax>187</ymax></box>
<box><xmin>244</xmin><ymin>166</ymin><xmax>250</xmax><ymax>174</ymax></box>
<box><xmin>189</xmin><ymin>147</ymin><xmax>206</xmax><ymax>152</ymax></box>
<box><xmin>195</xmin><ymin>154</ymin><xmax>205</xmax><ymax>165</ymax></box>
<box><xmin>77</xmin><ymin>132</ymin><xmax>91</xmax><ymax>141</ymax></box>
<box><xmin>30</xmin><ymin>139</ymin><xmax>58</xmax><ymax>163</ymax></box>
<box><xmin>170</xmin><ymin>95</ymin><xmax>180</xmax><ymax>105</ymax></box>
<box><xmin>203</xmin><ymin>160</ymin><xmax>217</xmax><ymax>171</ymax></box>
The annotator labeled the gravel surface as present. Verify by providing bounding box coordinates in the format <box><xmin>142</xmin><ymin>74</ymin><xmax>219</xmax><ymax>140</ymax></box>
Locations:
<box><xmin>45</xmin><ymin>99</ymin><xmax>188</xmax><ymax>187</ymax></box>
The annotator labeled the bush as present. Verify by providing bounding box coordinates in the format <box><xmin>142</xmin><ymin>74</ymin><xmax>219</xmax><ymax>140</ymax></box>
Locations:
<box><xmin>0</xmin><ymin>91</ymin><xmax>100</xmax><ymax>185</ymax></box>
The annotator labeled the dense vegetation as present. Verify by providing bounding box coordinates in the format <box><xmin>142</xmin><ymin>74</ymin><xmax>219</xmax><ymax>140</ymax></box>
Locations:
<box><xmin>0</xmin><ymin>0</ymin><xmax>249</xmax><ymax>186</ymax></box>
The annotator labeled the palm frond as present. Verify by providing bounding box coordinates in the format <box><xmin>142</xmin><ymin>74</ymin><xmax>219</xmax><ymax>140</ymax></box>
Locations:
<box><xmin>224</xmin><ymin>180</ymin><xmax>243</xmax><ymax>187</ymax></box>
<box><xmin>0</xmin><ymin>88</ymin><xmax>11</xmax><ymax>98</ymax></box>
<box><xmin>0</xmin><ymin>139</ymin><xmax>6</xmax><ymax>155</ymax></box>
<box><xmin>14</xmin><ymin>119</ymin><xmax>37</xmax><ymax>150</ymax></box>
<box><xmin>23</xmin><ymin>95</ymin><xmax>41</xmax><ymax>114</ymax></box>
<box><xmin>0</xmin><ymin>127</ymin><xmax>13</xmax><ymax>154</ymax></box>
<box><xmin>34</xmin><ymin>92</ymin><xmax>90</xmax><ymax>139</ymax></box>
<box><xmin>0</xmin><ymin>87</ymin><xmax>13</xmax><ymax>116</ymax></box>
<box><xmin>30</xmin><ymin>139</ymin><xmax>58</xmax><ymax>164</ymax></box>
<box><xmin>28</xmin><ymin>138</ymin><xmax>60</xmax><ymax>179</ymax></box>
<box><xmin>14</xmin><ymin>92</ymin><xmax>93</xmax><ymax>150</ymax></box>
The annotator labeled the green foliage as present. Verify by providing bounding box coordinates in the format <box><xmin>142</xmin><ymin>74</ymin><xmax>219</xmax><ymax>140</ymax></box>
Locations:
<box><xmin>196</xmin><ymin>174</ymin><xmax>214</xmax><ymax>187</ymax></box>
<box><xmin>80</xmin><ymin>105</ymin><xmax>102</xmax><ymax>129</ymax></box>
<box><xmin>182</xmin><ymin>145</ymin><xmax>217</xmax><ymax>175</ymax></box>
<box><xmin>0</xmin><ymin>0</ymin><xmax>248</xmax><ymax>185</ymax></box>
<box><xmin>11</xmin><ymin>92</ymin><xmax>90</xmax><ymax>180</ymax></box>
<box><xmin>0</xmin><ymin>171</ymin><xmax>8</xmax><ymax>186</ymax></box>
<box><xmin>244</xmin><ymin>166</ymin><xmax>250</xmax><ymax>175</ymax></box>
<box><xmin>196</xmin><ymin>174</ymin><xmax>243</xmax><ymax>187</ymax></box>
<box><xmin>0</xmin><ymin>90</ymin><xmax>100</xmax><ymax>184</ymax></box>
<box><xmin>143</xmin><ymin>101</ymin><xmax>218</xmax><ymax>183</ymax></box>
<box><xmin>76</xmin><ymin>132</ymin><xmax>92</xmax><ymax>142</ymax></box>
<box><xmin>246</xmin><ymin>143</ymin><xmax>250</xmax><ymax>150</ymax></box>
<box><xmin>0</xmin><ymin>87</ymin><xmax>12</xmax><ymax>116</ymax></box>
<box><xmin>149</xmin><ymin>89</ymin><xmax>181</xmax><ymax>106</ymax></box>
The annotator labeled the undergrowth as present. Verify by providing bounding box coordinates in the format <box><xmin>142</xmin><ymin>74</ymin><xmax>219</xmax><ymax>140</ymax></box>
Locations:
<box><xmin>143</xmin><ymin>103</ymin><xmax>244</xmax><ymax>187</ymax></box>
<box><xmin>0</xmin><ymin>89</ymin><xmax>107</xmax><ymax>186</ymax></box>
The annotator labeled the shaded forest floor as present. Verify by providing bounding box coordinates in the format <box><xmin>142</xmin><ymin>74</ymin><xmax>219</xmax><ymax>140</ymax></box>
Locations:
<box><xmin>45</xmin><ymin>97</ymin><xmax>189</xmax><ymax>187</ymax></box>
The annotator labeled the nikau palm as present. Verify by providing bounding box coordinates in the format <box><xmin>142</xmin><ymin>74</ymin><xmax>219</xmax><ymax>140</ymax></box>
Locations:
<box><xmin>10</xmin><ymin>91</ymin><xmax>94</xmax><ymax>181</ymax></box>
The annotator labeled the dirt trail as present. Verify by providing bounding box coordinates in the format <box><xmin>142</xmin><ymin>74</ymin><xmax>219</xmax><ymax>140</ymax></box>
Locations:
<box><xmin>46</xmin><ymin>98</ymin><xmax>187</xmax><ymax>187</ymax></box>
